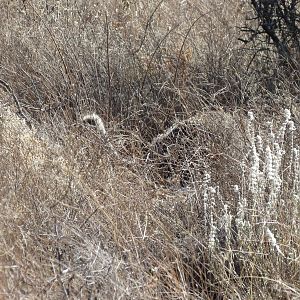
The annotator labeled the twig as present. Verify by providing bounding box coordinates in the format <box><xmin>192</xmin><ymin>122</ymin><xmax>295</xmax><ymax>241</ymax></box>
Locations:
<box><xmin>173</xmin><ymin>15</ymin><xmax>202</xmax><ymax>84</ymax></box>
<box><xmin>105</xmin><ymin>12</ymin><xmax>112</xmax><ymax>121</ymax></box>
<box><xmin>0</xmin><ymin>79</ymin><xmax>31</xmax><ymax>128</ymax></box>
<box><xmin>133</xmin><ymin>0</ymin><xmax>165</xmax><ymax>55</ymax></box>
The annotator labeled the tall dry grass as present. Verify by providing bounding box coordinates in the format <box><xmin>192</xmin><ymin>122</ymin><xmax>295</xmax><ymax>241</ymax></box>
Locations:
<box><xmin>1</xmin><ymin>0</ymin><xmax>300</xmax><ymax>299</ymax></box>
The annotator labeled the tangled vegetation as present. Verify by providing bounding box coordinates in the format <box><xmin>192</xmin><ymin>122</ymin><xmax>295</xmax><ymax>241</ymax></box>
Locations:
<box><xmin>0</xmin><ymin>1</ymin><xmax>300</xmax><ymax>299</ymax></box>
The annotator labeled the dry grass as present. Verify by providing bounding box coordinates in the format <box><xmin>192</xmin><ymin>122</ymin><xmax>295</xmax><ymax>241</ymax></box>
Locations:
<box><xmin>0</xmin><ymin>0</ymin><xmax>300</xmax><ymax>299</ymax></box>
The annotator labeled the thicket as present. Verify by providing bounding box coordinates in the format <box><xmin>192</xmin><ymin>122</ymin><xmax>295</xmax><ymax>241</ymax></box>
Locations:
<box><xmin>0</xmin><ymin>0</ymin><xmax>300</xmax><ymax>299</ymax></box>
<box><xmin>240</xmin><ymin>0</ymin><xmax>300</xmax><ymax>96</ymax></box>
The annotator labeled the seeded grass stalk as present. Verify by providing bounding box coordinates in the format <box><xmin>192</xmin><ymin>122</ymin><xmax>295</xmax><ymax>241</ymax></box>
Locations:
<box><xmin>0</xmin><ymin>0</ymin><xmax>300</xmax><ymax>299</ymax></box>
<box><xmin>201</xmin><ymin>110</ymin><xmax>300</xmax><ymax>298</ymax></box>
<box><xmin>2</xmin><ymin>89</ymin><xmax>300</xmax><ymax>299</ymax></box>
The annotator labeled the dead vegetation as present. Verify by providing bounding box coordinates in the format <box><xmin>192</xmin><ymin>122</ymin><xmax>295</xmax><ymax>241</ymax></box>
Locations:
<box><xmin>1</xmin><ymin>0</ymin><xmax>300</xmax><ymax>299</ymax></box>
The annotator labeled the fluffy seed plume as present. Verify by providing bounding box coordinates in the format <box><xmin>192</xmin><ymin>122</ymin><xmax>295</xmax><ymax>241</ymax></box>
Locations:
<box><xmin>265</xmin><ymin>227</ymin><xmax>284</xmax><ymax>256</ymax></box>
<box><xmin>83</xmin><ymin>113</ymin><xmax>107</xmax><ymax>136</ymax></box>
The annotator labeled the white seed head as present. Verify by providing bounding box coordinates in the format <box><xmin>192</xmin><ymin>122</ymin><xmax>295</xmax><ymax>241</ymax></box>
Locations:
<box><xmin>233</xmin><ymin>185</ymin><xmax>239</xmax><ymax>193</ymax></box>
<box><xmin>284</xmin><ymin>109</ymin><xmax>291</xmax><ymax>121</ymax></box>
<box><xmin>83</xmin><ymin>113</ymin><xmax>107</xmax><ymax>136</ymax></box>
<box><xmin>248</xmin><ymin>111</ymin><xmax>254</xmax><ymax>121</ymax></box>
<box><xmin>265</xmin><ymin>145</ymin><xmax>274</xmax><ymax>181</ymax></box>
<box><xmin>265</xmin><ymin>227</ymin><xmax>284</xmax><ymax>256</ymax></box>
<box><xmin>256</xmin><ymin>135</ymin><xmax>263</xmax><ymax>152</ymax></box>
<box><xmin>288</xmin><ymin>120</ymin><xmax>296</xmax><ymax>131</ymax></box>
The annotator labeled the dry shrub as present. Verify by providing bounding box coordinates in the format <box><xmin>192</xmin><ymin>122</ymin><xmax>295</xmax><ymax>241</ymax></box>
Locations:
<box><xmin>1</xmin><ymin>1</ymin><xmax>300</xmax><ymax>299</ymax></box>
<box><xmin>0</xmin><ymin>103</ymin><xmax>143</xmax><ymax>298</ymax></box>
<box><xmin>144</xmin><ymin>108</ymin><xmax>246</xmax><ymax>190</ymax></box>
<box><xmin>0</xmin><ymin>0</ymin><xmax>249</xmax><ymax>129</ymax></box>
<box><xmin>2</xmin><ymin>101</ymin><xmax>300</xmax><ymax>299</ymax></box>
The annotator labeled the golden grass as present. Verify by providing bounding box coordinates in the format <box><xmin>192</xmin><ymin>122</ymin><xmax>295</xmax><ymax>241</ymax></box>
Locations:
<box><xmin>0</xmin><ymin>1</ymin><xmax>300</xmax><ymax>299</ymax></box>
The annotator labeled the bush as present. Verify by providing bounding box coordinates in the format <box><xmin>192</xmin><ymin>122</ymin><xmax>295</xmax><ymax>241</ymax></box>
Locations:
<box><xmin>1</xmin><ymin>1</ymin><xmax>300</xmax><ymax>299</ymax></box>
